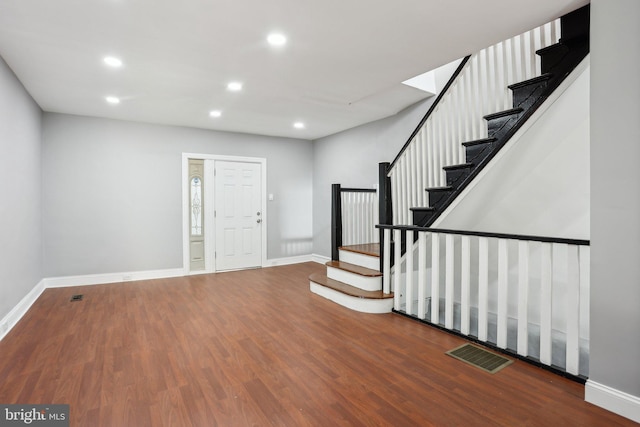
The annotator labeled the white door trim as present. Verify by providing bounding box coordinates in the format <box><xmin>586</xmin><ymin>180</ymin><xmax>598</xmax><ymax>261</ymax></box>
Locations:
<box><xmin>182</xmin><ymin>153</ymin><xmax>267</xmax><ymax>274</ymax></box>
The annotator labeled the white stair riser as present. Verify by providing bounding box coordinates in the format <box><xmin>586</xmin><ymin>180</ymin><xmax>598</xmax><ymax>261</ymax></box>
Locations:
<box><xmin>327</xmin><ymin>267</ymin><xmax>381</xmax><ymax>292</ymax></box>
<box><xmin>339</xmin><ymin>250</ymin><xmax>379</xmax><ymax>271</ymax></box>
<box><xmin>310</xmin><ymin>282</ymin><xmax>393</xmax><ymax>314</ymax></box>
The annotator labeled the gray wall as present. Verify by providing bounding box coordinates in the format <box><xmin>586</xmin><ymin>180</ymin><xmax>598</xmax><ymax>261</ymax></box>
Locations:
<box><xmin>312</xmin><ymin>98</ymin><xmax>435</xmax><ymax>257</ymax></box>
<box><xmin>590</xmin><ymin>0</ymin><xmax>640</xmax><ymax>398</ymax></box>
<box><xmin>42</xmin><ymin>113</ymin><xmax>313</xmax><ymax>277</ymax></box>
<box><xmin>0</xmin><ymin>57</ymin><xmax>42</xmax><ymax>320</ymax></box>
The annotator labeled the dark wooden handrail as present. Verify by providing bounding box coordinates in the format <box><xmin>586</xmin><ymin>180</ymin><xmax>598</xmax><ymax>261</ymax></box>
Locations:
<box><xmin>340</xmin><ymin>188</ymin><xmax>377</xmax><ymax>193</ymax></box>
<box><xmin>388</xmin><ymin>55</ymin><xmax>471</xmax><ymax>171</ymax></box>
<box><xmin>376</xmin><ymin>224</ymin><xmax>590</xmax><ymax>246</ymax></box>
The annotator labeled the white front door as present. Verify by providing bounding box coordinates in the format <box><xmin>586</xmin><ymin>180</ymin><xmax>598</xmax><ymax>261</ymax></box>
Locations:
<box><xmin>214</xmin><ymin>161</ymin><xmax>262</xmax><ymax>271</ymax></box>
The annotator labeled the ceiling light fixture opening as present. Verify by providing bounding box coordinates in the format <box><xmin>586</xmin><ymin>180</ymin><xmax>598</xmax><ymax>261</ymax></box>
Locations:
<box><xmin>105</xmin><ymin>96</ymin><xmax>120</xmax><ymax>104</ymax></box>
<box><xmin>293</xmin><ymin>122</ymin><xmax>305</xmax><ymax>129</ymax></box>
<box><xmin>103</xmin><ymin>56</ymin><xmax>123</xmax><ymax>67</ymax></box>
<box><xmin>209</xmin><ymin>110</ymin><xmax>222</xmax><ymax>118</ymax></box>
<box><xmin>227</xmin><ymin>82</ymin><xmax>243</xmax><ymax>91</ymax></box>
<box><xmin>267</xmin><ymin>33</ymin><xmax>287</xmax><ymax>46</ymax></box>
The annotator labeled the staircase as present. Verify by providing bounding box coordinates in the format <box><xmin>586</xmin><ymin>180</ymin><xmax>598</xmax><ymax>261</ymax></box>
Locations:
<box><xmin>309</xmin><ymin>244</ymin><xmax>393</xmax><ymax>313</ymax></box>
<box><xmin>407</xmin><ymin>5</ymin><xmax>589</xmax><ymax>227</ymax></box>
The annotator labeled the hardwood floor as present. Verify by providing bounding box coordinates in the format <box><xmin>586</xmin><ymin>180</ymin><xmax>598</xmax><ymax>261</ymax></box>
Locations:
<box><xmin>0</xmin><ymin>262</ymin><xmax>635</xmax><ymax>426</ymax></box>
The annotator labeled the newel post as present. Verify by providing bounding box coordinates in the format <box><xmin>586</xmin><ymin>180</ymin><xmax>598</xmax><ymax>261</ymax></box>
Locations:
<box><xmin>378</xmin><ymin>162</ymin><xmax>392</xmax><ymax>271</ymax></box>
<box><xmin>331</xmin><ymin>184</ymin><xmax>342</xmax><ymax>261</ymax></box>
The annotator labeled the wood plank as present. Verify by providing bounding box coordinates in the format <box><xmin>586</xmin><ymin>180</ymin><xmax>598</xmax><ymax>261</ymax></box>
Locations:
<box><xmin>309</xmin><ymin>273</ymin><xmax>392</xmax><ymax>299</ymax></box>
<box><xmin>340</xmin><ymin>243</ymin><xmax>380</xmax><ymax>258</ymax></box>
<box><xmin>0</xmin><ymin>262</ymin><xmax>633</xmax><ymax>427</ymax></box>
<box><xmin>325</xmin><ymin>261</ymin><xmax>382</xmax><ymax>277</ymax></box>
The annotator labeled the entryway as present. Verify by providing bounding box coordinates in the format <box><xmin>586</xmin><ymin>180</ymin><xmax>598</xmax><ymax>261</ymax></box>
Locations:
<box><xmin>182</xmin><ymin>154</ymin><xmax>266</xmax><ymax>274</ymax></box>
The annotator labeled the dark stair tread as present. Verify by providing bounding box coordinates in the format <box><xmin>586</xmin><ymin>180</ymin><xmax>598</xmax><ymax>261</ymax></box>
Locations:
<box><xmin>326</xmin><ymin>260</ymin><xmax>382</xmax><ymax>277</ymax></box>
<box><xmin>536</xmin><ymin>43</ymin><xmax>570</xmax><ymax>56</ymax></box>
<box><xmin>424</xmin><ymin>186</ymin><xmax>453</xmax><ymax>192</ymax></box>
<box><xmin>508</xmin><ymin>73</ymin><xmax>554</xmax><ymax>90</ymax></box>
<box><xmin>309</xmin><ymin>273</ymin><xmax>392</xmax><ymax>299</ymax></box>
<box><xmin>443</xmin><ymin>163</ymin><xmax>474</xmax><ymax>171</ymax></box>
<box><xmin>484</xmin><ymin>107</ymin><xmax>524</xmax><ymax>121</ymax></box>
<box><xmin>462</xmin><ymin>137</ymin><xmax>497</xmax><ymax>147</ymax></box>
<box><xmin>339</xmin><ymin>243</ymin><xmax>380</xmax><ymax>258</ymax></box>
<box><xmin>410</xmin><ymin>206</ymin><xmax>435</xmax><ymax>212</ymax></box>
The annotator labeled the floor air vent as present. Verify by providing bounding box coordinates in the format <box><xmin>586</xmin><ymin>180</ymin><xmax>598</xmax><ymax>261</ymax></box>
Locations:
<box><xmin>446</xmin><ymin>343</ymin><xmax>512</xmax><ymax>374</ymax></box>
<box><xmin>70</xmin><ymin>294</ymin><xmax>84</xmax><ymax>302</ymax></box>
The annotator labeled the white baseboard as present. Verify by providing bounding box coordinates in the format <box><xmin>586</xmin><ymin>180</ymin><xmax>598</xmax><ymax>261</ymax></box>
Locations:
<box><xmin>43</xmin><ymin>268</ymin><xmax>185</xmax><ymax>288</ymax></box>
<box><xmin>311</xmin><ymin>253</ymin><xmax>330</xmax><ymax>264</ymax></box>
<box><xmin>0</xmin><ymin>279</ymin><xmax>46</xmax><ymax>341</ymax></box>
<box><xmin>264</xmin><ymin>254</ymin><xmax>313</xmax><ymax>267</ymax></box>
<box><xmin>585</xmin><ymin>380</ymin><xmax>640</xmax><ymax>423</ymax></box>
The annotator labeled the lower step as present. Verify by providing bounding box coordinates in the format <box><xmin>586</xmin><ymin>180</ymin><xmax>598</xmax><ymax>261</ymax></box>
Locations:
<box><xmin>309</xmin><ymin>273</ymin><xmax>393</xmax><ymax>314</ymax></box>
<box><xmin>339</xmin><ymin>244</ymin><xmax>380</xmax><ymax>271</ymax></box>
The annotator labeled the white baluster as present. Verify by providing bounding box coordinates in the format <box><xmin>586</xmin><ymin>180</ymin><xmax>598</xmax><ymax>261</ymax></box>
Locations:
<box><xmin>431</xmin><ymin>233</ymin><xmax>440</xmax><ymax>324</ymax></box>
<box><xmin>517</xmin><ymin>34</ymin><xmax>527</xmax><ymax>82</ymax></box>
<box><xmin>534</xmin><ymin>26</ymin><xmax>543</xmax><ymax>75</ymax></box>
<box><xmin>373</xmin><ymin>193</ymin><xmax>380</xmax><ymax>244</ymax></box>
<box><xmin>540</xmin><ymin>242</ymin><xmax>553</xmax><ymax>365</ymax></box>
<box><xmin>460</xmin><ymin>235</ymin><xmax>471</xmax><ymax>335</ymax></box>
<box><xmin>401</xmin><ymin>159</ymin><xmax>408</xmax><ymax>224</ymax></box>
<box><xmin>517</xmin><ymin>240</ymin><xmax>530</xmax><ymax>357</ymax></box>
<box><xmin>527</xmin><ymin>29</ymin><xmax>535</xmax><ymax>79</ymax></box>
<box><xmin>394</xmin><ymin>229</ymin><xmax>402</xmax><ymax>303</ymax></box>
<box><xmin>390</xmin><ymin>173</ymin><xmax>398</xmax><ymax>225</ymax></box>
<box><xmin>420</xmin><ymin>131</ymin><xmax>429</xmax><ymax>196</ymax></box>
<box><xmin>383</xmin><ymin>229</ymin><xmax>391</xmax><ymax>296</ymax></box>
<box><xmin>579</xmin><ymin>245</ymin><xmax>590</xmax><ymax>345</ymax></box>
<box><xmin>445</xmin><ymin>234</ymin><xmax>455</xmax><ymax>329</ymax></box>
<box><xmin>408</xmin><ymin>144</ymin><xmax>415</xmax><ymax>211</ymax></box>
<box><xmin>416</xmin><ymin>133</ymin><xmax>423</xmax><ymax>208</ymax></box>
<box><xmin>497</xmin><ymin>238</ymin><xmax>509</xmax><ymax>349</ymax></box>
<box><xmin>565</xmin><ymin>244</ymin><xmax>580</xmax><ymax>375</ymax></box>
<box><xmin>406</xmin><ymin>230</ymin><xmax>415</xmax><ymax>316</ymax></box>
<box><xmin>478</xmin><ymin>237</ymin><xmax>489</xmax><ymax>342</ymax></box>
<box><xmin>418</xmin><ymin>231</ymin><xmax>428</xmax><ymax>319</ymax></box>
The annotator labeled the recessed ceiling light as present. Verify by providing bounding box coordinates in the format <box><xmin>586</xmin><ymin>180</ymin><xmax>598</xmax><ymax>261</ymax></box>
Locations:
<box><xmin>105</xmin><ymin>96</ymin><xmax>120</xmax><ymax>104</ymax></box>
<box><xmin>209</xmin><ymin>110</ymin><xmax>222</xmax><ymax>118</ymax></box>
<box><xmin>267</xmin><ymin>33</ymin><xmax>287</xmax><ymax>46</ymax></box>
<box><xmin>293</xmin><ymin>122</ymin><xmax>305</xmax><ymax>129</ymax></box>
<box><xmin>103</xmin><ymin>56</ymin><xmax>123</xmax><ymax>67</ymax></box>
<box><xmin>227</xmin><ymin>82</ymin><xmax>243</xmax><ymax>91</ymax></box>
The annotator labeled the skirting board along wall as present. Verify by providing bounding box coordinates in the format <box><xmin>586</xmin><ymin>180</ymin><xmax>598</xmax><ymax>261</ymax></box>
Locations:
<box><xmin>0</xmin><ymin>279</ymin><xmax>46</xmax><ymax>341</ymax></box>
<box><xmin>312</xmin><ymin>254</ymin><xmax>330</xmax><ymax>264</ymax></box>
<box><xmin>585</xmin><ymin>380</ymin><xmax>640</xmax><ymax>424</ymax></box>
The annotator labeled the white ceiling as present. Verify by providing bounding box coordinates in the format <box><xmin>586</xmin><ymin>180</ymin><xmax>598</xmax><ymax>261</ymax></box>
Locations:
<box><xmin>0</xmin><ymin>0</ymin><xmax>588</xmax><ymax>140</ymax></box>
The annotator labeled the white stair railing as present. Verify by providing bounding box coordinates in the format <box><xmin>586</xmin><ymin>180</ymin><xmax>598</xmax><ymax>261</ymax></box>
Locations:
<box><xmin>388</xmin><ymin>19</ymin><xmax>560</xmax><ymax>225</ymax></box>
<box><xmin>379</xmin><ymin>225</ymin><xmax>590</xmax><ymax>377</ymax></box>
<box><xmin>340</xmin><ymin>189</ymin><xmax>379</xmax><ymax>246</ymax></box>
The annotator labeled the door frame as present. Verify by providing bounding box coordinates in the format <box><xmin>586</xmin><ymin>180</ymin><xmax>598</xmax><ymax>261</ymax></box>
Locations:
<box><xmin>182</xmin><ymin>153</ymin><xmax>267</xmax><ymax>274</ymax></box>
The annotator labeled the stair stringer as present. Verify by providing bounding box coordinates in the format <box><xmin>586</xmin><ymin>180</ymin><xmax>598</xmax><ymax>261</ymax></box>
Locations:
<box><xmin>430</xmin><ymin>55</ymin><xmax>590</xmax><ymax>236</ymax></box>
